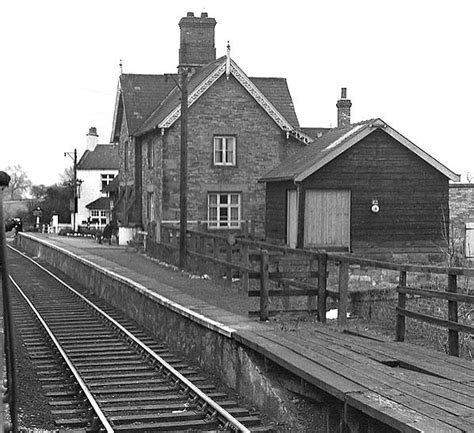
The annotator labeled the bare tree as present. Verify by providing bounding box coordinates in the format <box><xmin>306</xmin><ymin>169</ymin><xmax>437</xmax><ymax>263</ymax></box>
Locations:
<box><xmin>2</xmin><ymin>165</ymin><xmax>32</xmax><ymax>200</ymax></box>
<box><xmin>466</xmin><ymin>172</ymin><xmax>473</xmax><ymax>184</ymax></box>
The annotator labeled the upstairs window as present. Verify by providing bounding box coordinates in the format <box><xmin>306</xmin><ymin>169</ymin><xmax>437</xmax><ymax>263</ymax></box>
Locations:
<box><xmin>208</xmin><ymin>192</ymin><xmax>241</xmax><ymax>229</ymax></box>
<box><xmin>147</xmin><ymin>141</ymin><xmax>154</xmax><ymax>169</ymax></box>
<box><xmin>213</xmin><ymin>136</ymin><xmax>236</xmax><ymax>166</ymax></box>
<box><xmin>101</xmin><ymin>174</ymin><xmax>115</xmax><ymax>190</ymax></box>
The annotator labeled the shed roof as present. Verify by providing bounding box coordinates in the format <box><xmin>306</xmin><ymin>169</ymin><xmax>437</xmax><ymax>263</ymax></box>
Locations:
<box><xmin>260</xmin><ymin>119</ymin><xmax>460</xmax><ymax>183</ymax></box>
<box><xmin>77</xmin><ymin>145</ymin><xmax>119</xmax><ymax>170</ymax></box>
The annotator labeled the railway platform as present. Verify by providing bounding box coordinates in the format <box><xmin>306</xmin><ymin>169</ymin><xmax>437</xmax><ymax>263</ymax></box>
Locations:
<box><xmin>15</xmin><ymin>233</ymin><xmax>474</xmax><ymax>432</ymax></box>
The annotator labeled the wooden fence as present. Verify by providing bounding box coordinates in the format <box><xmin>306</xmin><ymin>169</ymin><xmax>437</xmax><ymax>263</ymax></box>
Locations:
<box><xmin>153</xmin><ymin>224</ymin><xmax>474</xmax><ymax>357</ymax></box>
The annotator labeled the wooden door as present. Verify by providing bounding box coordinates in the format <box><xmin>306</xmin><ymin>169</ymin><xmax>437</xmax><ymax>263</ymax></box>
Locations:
<box><xmin>287</xmin><ymin>189</ymin><xmax>298</xmax><ymax>248</ymax></box>
<box><xmin>304</xmin><ymin>190</ymin><xmax>350</xmax><ymax>249</ymax></box>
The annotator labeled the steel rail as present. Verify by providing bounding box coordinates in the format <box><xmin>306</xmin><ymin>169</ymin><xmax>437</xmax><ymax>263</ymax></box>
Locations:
<box><xmin>8</xmin><ymin>245</ymin><xmax>251</xmax><ymax>433</ymax></box>
<box><xmin>8</xmin><ymin>275</ymin><xmax>114</xmax><ymax>432</ymax></box>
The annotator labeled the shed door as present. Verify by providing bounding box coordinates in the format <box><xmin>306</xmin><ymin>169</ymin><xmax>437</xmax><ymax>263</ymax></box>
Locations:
<box><xmin>304</xmin><ymin>190</ymin><xmax>350</xmax><ymax>248</ymax></box>
<box><xmin>466</xmin><ymin>223</ymin><xmax>474</xmax><ymax>258</ymax></box>
<box><xmin>287</xmin><ymin>189</ymin><xmax>298</xmax><ymax>248</ymax></box>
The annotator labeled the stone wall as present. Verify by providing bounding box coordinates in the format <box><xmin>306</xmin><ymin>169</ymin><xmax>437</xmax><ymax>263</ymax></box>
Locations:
<box><xmin>146</xmin><ymin>74</ymin><xmax>304</xmax><ymax>238</ymax></box>
<box><xmin>449</xmin><ymin>183</ymin><xmax>474</xmax><ymax>263</ymax></box>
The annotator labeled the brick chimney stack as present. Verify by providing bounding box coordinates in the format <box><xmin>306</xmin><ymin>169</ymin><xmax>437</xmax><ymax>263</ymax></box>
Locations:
<box><xmin>179</xmin><ymin>12</ymin><xmax>216</xmax><ymax>71</ymax></box>
<box><xmin>336</xmin><ymin>88</ymin><xmax>352</xmax><ymax>128</ymax></box>
<box><xmin>86</xmin><ymin>126</ymin><xmax>99</xmax><ymax>151</ymax></box>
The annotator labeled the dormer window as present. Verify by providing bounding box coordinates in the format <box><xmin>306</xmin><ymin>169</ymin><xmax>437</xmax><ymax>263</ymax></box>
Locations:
<box><xmin>213</xmin><ymin>136</ymin><xmax>236</xmax><ymax>166</ymax></box>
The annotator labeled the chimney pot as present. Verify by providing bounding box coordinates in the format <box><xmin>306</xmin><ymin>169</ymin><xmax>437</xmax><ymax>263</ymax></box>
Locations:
<box><xmin>88</xmin><ymin>126</ymin><xmax>98</xmax><ymax>137</ymax></box>
<box><xmin>187</xmin><ymin>12</ymin><xmax>194</xmax><ymax>17</ymax></box>
<box><xmin>341</xmin><ymin>87</ymin><xmax>347</xmax><ymax>99</ymax></box>
<box><xmin>201</xmin><ymin>12</ymin><xmax>208</xmax><ymax>17</ymax></box>
<box><xmin>86</xmin><ymin>127</ymin><xmax>99</xmax><ymax>150</ymax></box>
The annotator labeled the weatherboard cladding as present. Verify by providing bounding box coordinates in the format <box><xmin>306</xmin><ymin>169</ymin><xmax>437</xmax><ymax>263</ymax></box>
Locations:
<box><xmin>77</xmin><ymin>145</ymin><xmax>120</xmax><ymax>170</ymax></box>
<box><xmin>265</xmin><ymin>129</ymin><xmax>450</xmax><ymax>249</ymax></box>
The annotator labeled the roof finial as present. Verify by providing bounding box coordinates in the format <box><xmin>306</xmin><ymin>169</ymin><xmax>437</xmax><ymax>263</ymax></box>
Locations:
<box><xmin>119</xmin><ymin>59</ymin><xmax>123</xmax><ymax>75</ymax></box>
<box><xmin>225</xmin><ymin>41</ymin><xmax>231</xmax><ymax>79</ymax></box>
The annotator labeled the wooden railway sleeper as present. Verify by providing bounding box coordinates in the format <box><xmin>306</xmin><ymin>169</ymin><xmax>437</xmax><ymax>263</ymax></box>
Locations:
<box><xmin>189</xmin><ymin>393</ymin><xmax>199</xmax><ymax>404</ymax></box>
<box><xmin>205</xmin><ymin>409</ymin><xmax>218</xmax><ymax>423</ymax></box>
<box><xmin>223</xmin><ymin>421</ymin><xmax>240</xmax><ymax>432</ymax></box>
<box><xmin>172</xmin><ymin>378</ymin><xmax>181</xmax><ymax>389</ymax></box>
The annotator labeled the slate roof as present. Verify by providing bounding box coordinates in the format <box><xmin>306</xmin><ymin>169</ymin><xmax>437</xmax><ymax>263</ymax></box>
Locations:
<box><xmin>138</xmin><ymin>57</ymin><xmax>225</xmax><ymax>135</ymax></box>
<box><xmin>251</xmin><ymin>77</ymin><xmax>299</xmax><ymax>128</ymax></box>
<box><xmin>137</xmin><ymin>56</ymin><xmax>301</xmax><ymax>136</ymax></box>
<box><xmin>300</xmin><ymin>127</ymin><xmax>330</xmax><ymax>140</ymax></box>
<box><xmin>115</xmin><ymin>74</ymin><xmax>177</xmax><ymax>137</ymax></box>
<box><xmin>77</xmin><ymin>145</ymin><xmax>119</xmax><ymax>170</ymax></box>
<box><xmin>86</xmin><ymin>196</ymin><xmax>111</xmax><ymax>210</ymax></box>
<box><xmin>260</xmin><ymin>119</ymin><xmax>460</xmax><ymax>183</ymax></box>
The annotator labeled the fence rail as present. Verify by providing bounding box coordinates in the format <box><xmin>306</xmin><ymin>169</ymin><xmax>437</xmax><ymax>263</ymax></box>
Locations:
<box><xmin>153</xmin><ymin>224</ymin><xmax>474</xmax><ymax>357</ymax></box>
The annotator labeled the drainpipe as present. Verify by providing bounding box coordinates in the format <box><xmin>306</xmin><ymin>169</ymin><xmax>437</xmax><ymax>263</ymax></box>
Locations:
<box><xmin>295</xmin><ymin>181</ymin><xmax>305</xmax><ymax>248</ymax></box>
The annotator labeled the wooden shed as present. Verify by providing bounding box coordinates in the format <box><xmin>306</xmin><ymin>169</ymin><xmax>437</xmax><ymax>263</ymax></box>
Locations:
<box><xmin>260</xmin><ymin>119</ymin><xmax>460</xmax><ymax>253</ymax></box>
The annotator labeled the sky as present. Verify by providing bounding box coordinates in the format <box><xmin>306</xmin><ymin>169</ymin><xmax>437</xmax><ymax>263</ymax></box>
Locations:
<box><xmin>1</xmin><ymin>0</ymin><xmax>473</xmax><ymax>185</ymax></box>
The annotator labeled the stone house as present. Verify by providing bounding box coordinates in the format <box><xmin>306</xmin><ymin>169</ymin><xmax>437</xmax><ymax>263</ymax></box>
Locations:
<box><xmin>110</xmin><ymin>12</ymin><xmax>313</xmax><ymax>239</ymax></box>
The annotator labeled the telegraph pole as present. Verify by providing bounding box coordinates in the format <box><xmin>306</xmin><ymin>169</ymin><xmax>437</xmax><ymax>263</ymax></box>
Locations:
<box><xmin>64</xmin><ymin>148</ymin><xmax>78</xmax><ymax>231</ymax></box>
<box><xmin>179</xmin><ymin>68</ymin><xmax>189</xmax><ymax>269</ymax></box>
<box><xmin>0</xmin><ymin>170</ymin><xmax>18</xmax><ymax>432</ymax></box>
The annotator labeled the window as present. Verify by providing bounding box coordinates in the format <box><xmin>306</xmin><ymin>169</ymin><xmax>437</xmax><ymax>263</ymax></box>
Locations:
<box><xmin>146</xmin><ymin>191</ymin><xmax>154</xmax><ymax>220</ymax></box>
<box><xmin>101</xmin><ymin>174</ymin><xmax>115</xmax><ymax>190</ymax></box>
<box><xmin>213</xmin><ymin>136</ymin><xmax>236</xmax><ymax>166</ymax></box>
<box><xmin>208</xmin><ymin>192</ymin><xmax>241</xmax><ymax>228</ymax></box>
<box><xmin>124</xmin><ymin>140</ymin><xmax>129</xmax><ymax>171</ymax></box>
<box><xmin>147</xmin><ymin>141</ymin><xmax>154</xmax><ymax>169</ymax></box>
<box><xmin>90</xmin><ymin>210</ymin><xmax>107</xmax><ymax>226</ymax></box>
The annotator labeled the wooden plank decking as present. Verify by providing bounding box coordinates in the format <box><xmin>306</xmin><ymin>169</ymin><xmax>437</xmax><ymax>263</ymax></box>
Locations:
<box><xmin>234</xmin><ymin>327</ymin><xmax>474</xmax><ymax>432</ymax></box>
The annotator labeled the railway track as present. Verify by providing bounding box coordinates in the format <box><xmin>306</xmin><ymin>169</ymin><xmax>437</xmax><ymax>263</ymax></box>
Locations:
<box><xmin>7</xmin><ymin>245</ymin><xmax>272</xmax><ymax>432</ymax></box>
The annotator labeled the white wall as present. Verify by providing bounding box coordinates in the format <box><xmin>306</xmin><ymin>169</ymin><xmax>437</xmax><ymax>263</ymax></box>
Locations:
<box><xmin>76</xmin><ymin>169</ymin><xmax>118</xmax><ymax>227</ymax></box>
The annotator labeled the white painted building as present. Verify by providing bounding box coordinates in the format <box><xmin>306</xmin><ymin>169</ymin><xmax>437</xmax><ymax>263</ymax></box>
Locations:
<box><xmin>76</xmin><ymin>127</ymin><xmax>119</xmax><ymax>229</ymax></box>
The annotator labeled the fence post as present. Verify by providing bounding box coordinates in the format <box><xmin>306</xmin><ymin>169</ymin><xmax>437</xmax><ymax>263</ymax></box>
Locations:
<box><xmin>447</xmin><ymin>273</ymin><xmax>459</xmax><ymax>357</ymax></box>
<box><xmin>260</xmin><ymin>249</ymin><xmax>269</xmax><ymax>321</ymax></box>
<box><xmin>213</xmin><ymin>237</ymin><xmax>219</xmax><ymax>278</ymax></box>
<box><xmin>242</xmin><ymin>222</ymin><xmax>249</xmax><ymax>293</ymax></box>
<box><xmin>318</xmin><ymin>253</ymin><xmax>328</xmax><ymax>323</ymax></box>
<box><xmin>226</xmin><ymin>236</ymin><xmax>233</xmax><ymax>287</ymax></box>
<box><xmin>396</xmin><ymin>271</ymin><xmax>407</xmax><ymax>342</ymax></box>
<box><xmin>338</xmin><ymin>261</ymin><xmax>349</xmax><ymax>328</ymax></box>
<box><xmin>308</xmin><ymin>255</ymin><xmax>318</xmax><ymax>312</ymax></box>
